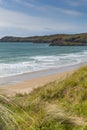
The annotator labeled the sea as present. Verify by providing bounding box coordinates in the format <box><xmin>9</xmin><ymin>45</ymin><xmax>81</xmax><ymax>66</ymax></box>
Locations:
<box><xmin>0</xmin><ymin>42</ymin><xmax>87</xmax><ymax>78</ymax></box>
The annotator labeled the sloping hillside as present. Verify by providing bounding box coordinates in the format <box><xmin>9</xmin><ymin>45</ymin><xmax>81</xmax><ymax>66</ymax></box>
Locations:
<box><xmin>0</xmin><ymin>33</ymin><xmax>87</xmax><ymax>46</ymax></box>
<box><xmin>0</xmin><ymin>66</ymin><xmax>87</xmax><ymax>130</ymax></box>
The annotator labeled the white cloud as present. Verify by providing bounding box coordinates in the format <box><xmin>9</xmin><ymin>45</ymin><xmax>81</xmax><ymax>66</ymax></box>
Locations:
<box><xmin>0</xmin><ymin>7</ymin><xmax>78</xmax><ymax>30</ymax></box>
<box><xmin>0</xmin><ymin>7</ymin><xmax>85</xmax><ymax>37</ymax></box>
<box><xmin>60</xmin><ymin>8</ymin><xmax>82</xmax><ymax>16</ymax></box>
<box><xmin>43</xmin><ymin>5</ymin><xmax>83</xmax><ymax>16</ymax></box>
<box><xmin>13</xmin><ymin>0</ymin><xmax>83</xmax><ymax>16</ymax></box>
<box><xmin>0</xmin><ymin>0</ymin><xmax>84</xmax><ymax>17</ymax></box>
<box><xmin>65</xmin><ymin>0</ymin><xmax>87</xmax><ymax>7</ymax></box>
<box><xmin>15</xmin><ymin>0</ymin><xmax>35</xmax><ymax>7</ymax></box>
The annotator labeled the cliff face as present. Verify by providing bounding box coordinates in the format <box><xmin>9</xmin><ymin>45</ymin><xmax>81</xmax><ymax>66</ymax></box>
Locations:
<box><xmin>0</xmin><ymin>33</ymin><xmax>87</xmax><ymax>46</ymax></box>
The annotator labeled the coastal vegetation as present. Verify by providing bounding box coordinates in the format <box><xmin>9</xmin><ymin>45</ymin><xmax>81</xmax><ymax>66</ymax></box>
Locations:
<box><xmin>0</xmin><ymin>33</ymin><xmax>87</xmax><ymax>46</ymax></box>
<box><xmin>0</xmin><ymin>66</ymin><xmax>87</xmax><ymax>130</ymax></box>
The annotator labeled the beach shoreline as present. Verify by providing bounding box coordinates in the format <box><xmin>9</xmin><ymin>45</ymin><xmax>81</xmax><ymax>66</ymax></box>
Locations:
<box><xmin>2</xmin><ymin>70</ymin><xmax>73</xmax><ymax>96</ymax></box>
<box><xmin>1</xmin><ymin>62</ymin><xmax>87</xmax><ymax>96</ymax></box>
<box><xmin>0</xmin><ymin>62</ymin><xmax>86</xmax><ymax>86</ymax></box>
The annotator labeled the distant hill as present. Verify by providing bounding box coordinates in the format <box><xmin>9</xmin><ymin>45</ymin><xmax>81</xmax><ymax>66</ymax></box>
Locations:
<box><xmin>0</xmin><ymin>33</ymin><xmax>87</xmax><ymax>46</ymax></box>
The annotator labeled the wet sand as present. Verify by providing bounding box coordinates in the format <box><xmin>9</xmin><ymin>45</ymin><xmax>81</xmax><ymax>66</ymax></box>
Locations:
<box><xmin>0</xmin><ymin>62</ymin><xmax>86</xmax><ymax>96</ymax></box>
<box><xmin>2</xmin><ymin>70</ymin><xmax>73</xmax><ymax>96</ymax></box>
<box><xmin>0</xmin><ymin>62</ymin><xmax>84</xmax><ymax>86</ymax></box>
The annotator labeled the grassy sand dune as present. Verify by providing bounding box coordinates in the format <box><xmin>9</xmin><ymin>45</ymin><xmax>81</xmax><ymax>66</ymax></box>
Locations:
<box><xmin>3</xmin><ymin>71</ymin><xmax>72</xmax><ymax>96</ymax></box>
<box><xmin>0</xmin><ymin>66</ymin><xmax>87</xmax><ymax>130</ymax></box>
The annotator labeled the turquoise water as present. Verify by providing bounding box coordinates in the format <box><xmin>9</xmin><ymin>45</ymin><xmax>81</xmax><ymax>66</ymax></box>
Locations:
<box><xmin>0</xmin><ymin>42</ymin><xmax>87</xmax><ymax>77</ymax></box>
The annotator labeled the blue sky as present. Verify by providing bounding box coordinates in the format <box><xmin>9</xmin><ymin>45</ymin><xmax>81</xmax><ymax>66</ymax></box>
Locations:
<box><xmin>0</xmin><ymin>0</ymin><xmax>87</xmax><ymax>37</ymax></box>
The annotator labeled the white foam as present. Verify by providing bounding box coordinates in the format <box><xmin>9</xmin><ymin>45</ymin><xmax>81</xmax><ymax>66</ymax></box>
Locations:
<box><xmin>0</xmin><ymin>50</ymin><xmax>87</xmax><ymax>77</ymax></box>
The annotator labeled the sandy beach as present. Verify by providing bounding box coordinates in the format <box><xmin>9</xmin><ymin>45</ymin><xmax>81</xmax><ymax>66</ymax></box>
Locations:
<box><xmin>1</xmin><ymin>70</ymin><xmax>73</xmax><ymax>96</ymax></box>
<box><xmin>1</xmin><ymin>63</ymin><xmax>86</xmax><ymax>96</ymax></box>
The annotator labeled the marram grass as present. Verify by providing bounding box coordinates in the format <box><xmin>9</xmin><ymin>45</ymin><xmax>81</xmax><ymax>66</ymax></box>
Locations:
<box><xmin>0</xmin><ymin>66</ymin><xmax>87</xmax><ymax>130</ymax></box>
<box><xmin>0</xmin><ymin>94</ymin><xmax>18</xmax><ymax>130</ymax></box>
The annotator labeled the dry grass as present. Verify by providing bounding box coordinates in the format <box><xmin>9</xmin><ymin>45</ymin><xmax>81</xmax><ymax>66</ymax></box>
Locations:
<box><xmin>0</xmin><ymin>66</ymin><xmax>87</xmax><ymax>130</ymax></box>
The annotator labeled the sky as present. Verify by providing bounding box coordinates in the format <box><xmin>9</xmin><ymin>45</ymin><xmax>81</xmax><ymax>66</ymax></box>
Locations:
<box><xmin>0</xmin><ymin>0</ymin><xmax>87</xmax><ymax>37</ymax></box>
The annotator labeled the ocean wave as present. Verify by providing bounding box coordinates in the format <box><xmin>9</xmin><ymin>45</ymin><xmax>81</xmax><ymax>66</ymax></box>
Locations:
<box><xmin>0</xmin><ymin>50</ymin><xmax>87</xmax><ymax>77</ymax></box>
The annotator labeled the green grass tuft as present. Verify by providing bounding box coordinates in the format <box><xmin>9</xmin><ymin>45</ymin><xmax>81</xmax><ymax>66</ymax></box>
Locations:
<box><xmin>0</xmin><ymin>66</ymin><xmax>87</xmax><ymax>130</ymax></box>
